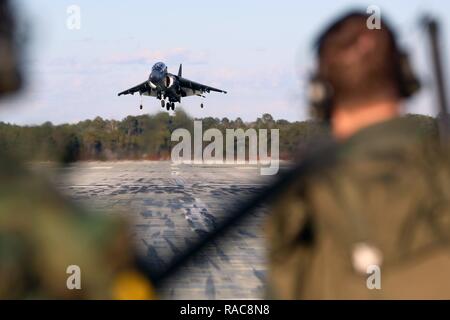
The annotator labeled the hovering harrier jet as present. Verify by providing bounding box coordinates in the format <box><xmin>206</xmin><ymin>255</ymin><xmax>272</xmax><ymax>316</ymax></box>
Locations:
<box><xmin>118</xmin><ymin>62</ymin><xmax>227</xmax><ymax>110</ymax></box>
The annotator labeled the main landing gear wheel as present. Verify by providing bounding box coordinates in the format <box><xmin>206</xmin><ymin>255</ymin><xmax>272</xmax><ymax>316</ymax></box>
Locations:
<box><xmin>139</xmin><ymin>105</ymin><xmax>143</xmax><ymax>110</ymax></box>
<box><xmin>200</xmin><ymin>103</ymin><xmax>204</xmax><ymax>108</ymax></box>
<box><xmin>161</xmin><ymin>100</ymin><xmax>165</xmax><ymax>108</ymax></box>
<box><xmin>171</xmin><ymin>102</ymin><xmax>175</xmax><ymax>110</ymax></box>
<box><xmin>166</xmin><ymin>103</ymin><xmax>171</xmax><ymax>111</ymax></box>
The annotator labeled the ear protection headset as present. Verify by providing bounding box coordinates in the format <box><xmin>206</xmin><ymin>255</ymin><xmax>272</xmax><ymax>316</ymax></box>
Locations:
<box><xmin>308</xmin><ymin>14</ymin><xmax>421</xmax><ymax>122</ymax></box>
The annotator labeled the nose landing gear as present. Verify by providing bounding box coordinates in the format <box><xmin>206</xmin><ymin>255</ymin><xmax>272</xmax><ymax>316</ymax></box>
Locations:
<box><xmin>166</xmin><ymin>102</ymin><xmax>175</xmax><ymax>111</ymax></box>
<box><xmin>161</xmin><ymin>100</ymin><xmax>165</xmax><ymax>108</ymax></box>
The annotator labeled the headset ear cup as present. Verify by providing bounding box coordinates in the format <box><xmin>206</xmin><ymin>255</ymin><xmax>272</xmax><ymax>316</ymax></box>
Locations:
<box><xmin>397</xmin><ymin>52</ymin><xmax>421</xmax><ymax>98</ymax></box>
<box><xmin>308</xmin><ymin>75</ymin><xmax>334</xmax><ymax>121</ymax></box>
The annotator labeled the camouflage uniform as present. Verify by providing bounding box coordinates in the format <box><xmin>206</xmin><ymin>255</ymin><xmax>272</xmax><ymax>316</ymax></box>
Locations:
<box><xmin>0</xmin><ymin>0</ymin><xmax>153</xmax><ymax>299</ymax></box>
<box><xmin>0</xmin><ymin>152</ymin><xmax>155</xmax><ymax>299</ymax></box>
<box><xmin>267</xmin><ymin>116</ymin><xmax>450</xmax><ymax>299</ymax></box>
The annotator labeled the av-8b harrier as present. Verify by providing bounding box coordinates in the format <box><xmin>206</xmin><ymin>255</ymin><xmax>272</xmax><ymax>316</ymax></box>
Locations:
<box><xmin>118</xmin><ymin>62</ymin><xmax>227</xmax><ymax>110</ymax></box>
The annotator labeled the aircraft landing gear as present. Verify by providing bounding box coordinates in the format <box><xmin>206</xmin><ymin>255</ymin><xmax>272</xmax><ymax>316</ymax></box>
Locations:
<box><xmin>200</xmin><ymin>103</ymin><xmax>204</xmax><ymax>108</ymax></box>
<box><xmin>140</xmin><ymin>105</ymin><xmax>143</xmax><ymax>110</ymax></box>
<box><xmin>166</xmin><ymin>102</ymin><xmax>175</xmax><ymax>111</ymax></box>
<box><xmin>161</xmin><ymin>100</ymin><xmax>165</xmax><ymax>108</ymax></box>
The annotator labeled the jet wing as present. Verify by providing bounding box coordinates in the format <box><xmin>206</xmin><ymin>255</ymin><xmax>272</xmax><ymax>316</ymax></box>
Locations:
<box><xmin>118</xmin><ymin>81</ymin><xmax>155</xmax><ymax>96</ymax></box>
<box><xmin>178</xmin><ymin>77</ymin><xmax>227</xmax><ymax>95</ymax></box>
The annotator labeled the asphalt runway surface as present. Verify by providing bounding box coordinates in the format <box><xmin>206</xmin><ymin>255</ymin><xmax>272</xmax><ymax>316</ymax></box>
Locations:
<box><xmin>45</xmin><ymin>161</ymin><xmax>275</xmax><ymax>299</ymax></box>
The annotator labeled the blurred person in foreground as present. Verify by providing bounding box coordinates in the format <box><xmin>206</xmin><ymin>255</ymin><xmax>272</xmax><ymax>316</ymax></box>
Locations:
<box><xmin>0</xmin><ymin>0</ymin><xmax>153</xmax><ymax>299</ymax></box>
<box><xmin>267</xmin><ymin>11</ymin><xmax>450</xmax><ymax>299</ymax></box>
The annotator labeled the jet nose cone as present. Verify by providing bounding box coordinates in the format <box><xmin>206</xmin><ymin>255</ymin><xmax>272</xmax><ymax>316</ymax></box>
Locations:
<box><xmin>150</xmin><ymin>71</ymin><xmax>163</xmax><ymax>84</ymax></box>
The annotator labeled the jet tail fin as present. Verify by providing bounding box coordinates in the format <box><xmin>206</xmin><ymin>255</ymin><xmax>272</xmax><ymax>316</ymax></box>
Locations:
<box><xmin>178</xmin><ymin>64</ymin><xmax>182</xmax><ymax>77</ymax></box>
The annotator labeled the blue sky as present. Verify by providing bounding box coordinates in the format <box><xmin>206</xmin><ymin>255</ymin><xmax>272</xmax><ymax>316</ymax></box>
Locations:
<box><xmin>1</xmin><ymin>0</ymin><xmax>450</xmax><ymax>124</ymax></box>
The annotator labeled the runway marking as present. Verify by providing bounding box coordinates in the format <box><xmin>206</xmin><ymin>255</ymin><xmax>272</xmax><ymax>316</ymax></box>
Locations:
<box><xmin>184</xmin><ymin>197</ymin><xmax>212</xmax><ymax>233</ymax></box>
<box><xmin>50</xmin><ymin>161</ymin><xmax>269</xmax><ymax>299</ymax></box>
<box><xmin>171</xmin><ymin>163</ymin><xmax>180</xmax><ymax>176</ymax></box>
<box><xmin>59</xmin><ymin>183</ymin><xmax>266</xmax><ymax>189</ymax></box>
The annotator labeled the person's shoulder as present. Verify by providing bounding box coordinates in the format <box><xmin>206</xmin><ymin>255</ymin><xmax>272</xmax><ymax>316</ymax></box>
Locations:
<box><xmin>286</xmin><ymin>115</ymin><xmax>442</xmax><ymax>190</ymax></box>
<box><xmin>0</xmin><ymin>154</ymin><xmax>139</xmax><ymax>298</ymax></box>
<box><xmin>337</xmin><ymin>115</ymin><xmax>438</xmax><ymax>160</ymax></box>
<box><xmin>0</xmin><ymin>153</ymin><xmax>128</xmax><ymax>245</ymax></box>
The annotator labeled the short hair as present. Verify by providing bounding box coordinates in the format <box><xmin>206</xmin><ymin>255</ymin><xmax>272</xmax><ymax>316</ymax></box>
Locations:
<box><xmin>316</xmin><ymin>11</ymin><xmax>402</xmax><ymax>107</ymax></box>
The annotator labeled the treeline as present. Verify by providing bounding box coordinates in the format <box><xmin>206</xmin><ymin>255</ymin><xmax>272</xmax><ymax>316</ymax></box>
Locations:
<box><xmin>0</xmin><ymin>110</ymin><xmax>438</xmax><ymax>163</ymax></box>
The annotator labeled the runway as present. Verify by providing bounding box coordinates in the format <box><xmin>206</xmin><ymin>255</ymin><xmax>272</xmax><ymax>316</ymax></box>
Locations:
<box><xmin>46</xmin><ymin>161</ymin><xmax>275</xmax><ymax>299</ymax></box>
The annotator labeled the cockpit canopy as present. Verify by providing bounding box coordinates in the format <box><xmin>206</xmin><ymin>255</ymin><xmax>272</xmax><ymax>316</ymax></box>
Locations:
<box><xmin>152</xmin><ymin>62</ymin><xmax>167</xmax><ymax>72</ymax></box>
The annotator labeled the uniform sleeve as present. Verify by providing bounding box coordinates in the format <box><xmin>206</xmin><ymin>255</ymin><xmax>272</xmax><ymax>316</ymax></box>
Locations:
<box><xmin>265</xmin><ymin>185</ymin><xmax>315</xmax><ymax>299</ymax></box>
<box><xmin>29</xmin><ymin>202</ymin><xmax>156</xmax><ymax>300</ymax></box>
<box><xmin>0</xmin><ymin>172</ymin><xmax>155</xmax><ymax>299</ymax></box>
